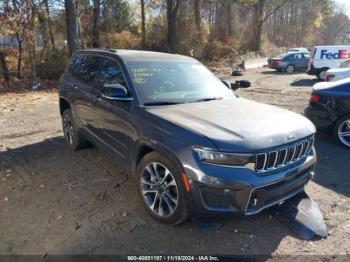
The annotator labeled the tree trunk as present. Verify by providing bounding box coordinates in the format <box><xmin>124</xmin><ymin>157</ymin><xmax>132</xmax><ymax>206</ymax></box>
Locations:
<box><xmin>253</xmin><ymin>0</ymin><xmax>265</xmax><ymax>52</ymax></box>
<box><xmin>28</xmin><ymin>3</ymin><xmax>38</xmax><ymax>84</ymax></box>
<box><xmin>28</xmin><ymin>44</ymin><xmax>37</xmax><ymax>83</ymax></box>
<box><xmin>91</xmin><ymin>0</ymin><xmax>100</xmax><ymax>48</ymax></box>
<box><xmin>140</xmin><ymin>0</ymin><xmax>146</xmax><ymax>49</ymax></box>
<box><xmin>255</xmin><ymin>22</ymin><xmax>263</xmax><ymax>52</ymax></box>
<box><xmin>64</xmin><ymin>0</ymin><xmax>80</xmax><ymax>56</ymax></box>
<box><xmin>166</xmin><ymin>0</ymin><xmax>180</xmax><ymax>53</ymax></box>
<box><xmin>43</xmin><ymin>0</ymin><xmax>55</xmax><ymax>48</ymax></box>
<box><xmin>16</xmin><ymin>34</ymin><xmax>23</xmax><ymax>79</ymax></box>
<box><xmin>0</xmin><ymin>52</ymin><xmax>10</xmax><ymax>84</ymax></box>
<box><xmin>194</xmin><ymin>0</ymin><xmax>201</xmax><ymax>32</ymax></box>
<box><xmin>37</xmin><ymin>10</ymin><xmax>49</xmax><ymax>61</ymax></box>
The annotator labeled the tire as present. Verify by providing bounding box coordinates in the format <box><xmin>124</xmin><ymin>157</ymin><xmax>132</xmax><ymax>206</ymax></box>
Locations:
<box><xmin>136</xmin><ymin>151</ymin><xmax>189</xmax><ymax>225</ymax></box>
<box><xmin>62</xmin><ymin>109</ymin><xmax>89</xmax><ymax>151</ymax></box>
<box><xmin>333</xmin><ymin>115</ymin><xmax>350</xmax><ymax>148</ymax></box>
<box><xmin>317</xmin><ymin>68</ymin><xmax>328</xmax><ymax>80</ymax></box>
<box><xmin>286</xmin><ymin>64</ymin><xmax>295</xmax><ymax>73</ymax></box>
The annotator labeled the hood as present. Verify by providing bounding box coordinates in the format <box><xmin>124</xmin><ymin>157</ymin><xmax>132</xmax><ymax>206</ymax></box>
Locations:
<box><xmin>147</xmin><ymin>98</ymin><xmax>315</xmax><ymax>151</ymax></box>
<box><xmin>327</xmin><ymin>68</ymin><xmax>350</xmax><ymax>73</ymax></box>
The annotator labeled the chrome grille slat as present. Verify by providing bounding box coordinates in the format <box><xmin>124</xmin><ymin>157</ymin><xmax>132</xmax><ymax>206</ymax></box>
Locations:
<box><xmin>255</xmin><ymin>136</ymin><xmax>314</xmax><ymax>174</ymax></box>
<box><xmin>281</xmin><ymin>148</ymin><xmax>288</xmax><ymax>165</ymax></box>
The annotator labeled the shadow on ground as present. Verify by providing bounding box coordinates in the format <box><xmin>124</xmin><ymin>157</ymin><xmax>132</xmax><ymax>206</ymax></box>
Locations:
<box><xmin>260</xmin><ymin>70</ymin><xmax>307</xmax><ymax>76</ymax></box>
<box><xmin>0</xmin><ymin>137</ymin><xmax>314</xmax><ymax>255</ymax></box>
<box><xmin>291</xmin><ymin>79</ymin><xmax>319</xmax><ymax>87</ymax></box>
<box><xmin>313</xmin><ymin>132</ymin><xmax>350</xmax><ymax>197</ymax></box>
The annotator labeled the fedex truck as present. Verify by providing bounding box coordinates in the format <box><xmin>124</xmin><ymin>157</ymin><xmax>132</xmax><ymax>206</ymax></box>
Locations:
<box><xmin>307</xmin><ymin>45</ymin><xmax>350</xmax><ymax>80</ymax></box>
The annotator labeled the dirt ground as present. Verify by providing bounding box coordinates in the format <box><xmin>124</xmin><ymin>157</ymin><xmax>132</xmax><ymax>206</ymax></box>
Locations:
<box><xmin>0</xmin><ymin>68</ymin><xmax>349</xmax><ymax>257</ymax></box>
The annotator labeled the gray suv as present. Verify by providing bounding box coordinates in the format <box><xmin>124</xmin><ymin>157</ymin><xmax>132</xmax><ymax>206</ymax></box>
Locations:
<box><xmin>58</xmin><ymin>49</ymin><xmax>317</xmax><ymax>225</ymax></box>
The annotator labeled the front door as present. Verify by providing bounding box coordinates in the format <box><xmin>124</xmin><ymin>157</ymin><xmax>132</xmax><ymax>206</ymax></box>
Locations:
<box><xmin>90</xmin><ymin>56</ymin><xmax>134</xmax><ymax>167</ymax></box>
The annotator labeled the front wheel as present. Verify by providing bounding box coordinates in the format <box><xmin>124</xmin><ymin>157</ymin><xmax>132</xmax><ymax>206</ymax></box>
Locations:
<box><xmin>317</xmin><ymin>68</ymin><xmax>328</xmax><ymax>80</ymax></box>
<box><xmin>136</xmin><ymin>152</ymin><xmax>189</xmax><ymax>225</ymax></box>
<box><xmin>286</xmin><ymin>64</ymin><xmax>295</xmax><ymax>73</ymax></box>
<box><xmin>333</xmin><ymin>115</ymin><xmax>350</xmax><ymax>148</ymax></box>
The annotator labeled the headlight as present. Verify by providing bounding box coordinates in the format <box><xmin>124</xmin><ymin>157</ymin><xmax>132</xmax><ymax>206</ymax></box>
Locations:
<box><xmin>194</xmin><ymin>148</ymin><xmax>254</xmax><ymax>167</ymax></box>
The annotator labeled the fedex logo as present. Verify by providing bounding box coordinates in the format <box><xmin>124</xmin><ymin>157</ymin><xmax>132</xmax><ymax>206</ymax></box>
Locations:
<box><xmin>320</xmin><ymin>49</ymin><xmax>350</xmax><ymax>59</ymax></box>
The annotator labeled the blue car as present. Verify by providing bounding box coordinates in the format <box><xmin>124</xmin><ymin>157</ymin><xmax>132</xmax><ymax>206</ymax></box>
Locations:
<box><xmin>268</xmin><ymin>52</ymin><xmax>310</xmax><ymax>73</ymax></box>
<box><xmin>59</xmin><ymin>49</ymin><xmax>317</xmax><ymax>224</ymax></box>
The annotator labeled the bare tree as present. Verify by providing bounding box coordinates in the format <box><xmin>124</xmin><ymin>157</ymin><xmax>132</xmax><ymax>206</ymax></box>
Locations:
<box><xmin>64</xmin><ymin>0</ymin><xmax>80</xmax><ymax>56</ymax></box>
<box><xmin>140</xmin><ymin>0</ymin><xmax>147</xmax><ymax>49</ymax></box>
<box><xmin>43</xmin><ymin>0</ymin><xmax>55</xmax><ymax>48</ymax></box>
<box><xmin>166</xmin><ymin>0</ymin><xmax>181</xmax><ymax>53</ymax></box>
<box><xmin>252</xmin><ymin>0</ymin><xmax>290</xmax><ymax>52</ymax></box>
<box><xmin>91</xmin><ymin>0</ymin><xmax>100</xmax><ymax>48</ymax></box>
<box><xmin>194</xmin><ymin>0</ymin><xmax>202</xmax><ymax>32</ymax></box>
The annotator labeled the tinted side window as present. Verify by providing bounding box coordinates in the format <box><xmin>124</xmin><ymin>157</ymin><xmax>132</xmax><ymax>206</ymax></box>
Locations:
<box><xmin>69</xmin><ymin>54</ymin><xmax>85</xmax><ymax>78</ymax></box>
<box><xmin>294</xmin><ymin>53</ymin><xmax>303</xmax><ymax>59</ymax></box>
<box><xmin>97</xmin><ymin>57</ymin><xmax>127</xmax><ymax>90</ymax></box>
<box><xmin>69</xmin><ymin>54</ymin><xmax>98</xmax><ymax>86</ymax></box>
<box><xmin>284</xmin><ymin>55</ymin><xmax>293</xmax><ymax>60</ymax></box>
<box><xmin>81</xmin><ymin>55</ymin><xmax>98</xmax><ymax>86</ymax></box>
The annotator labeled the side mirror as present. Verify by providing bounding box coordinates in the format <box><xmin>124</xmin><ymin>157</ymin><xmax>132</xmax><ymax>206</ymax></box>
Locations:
<box><xmin>101</xmin><ymin>84</ymin><xmax>132</xmax><ymax>101</ymax></box>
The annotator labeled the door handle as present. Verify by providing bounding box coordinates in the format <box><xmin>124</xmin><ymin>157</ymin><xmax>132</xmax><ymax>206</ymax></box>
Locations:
<box><xmin>72</xmin><ymin>84</ymin><xmax>78</xmax><ymax>89</ymax></box>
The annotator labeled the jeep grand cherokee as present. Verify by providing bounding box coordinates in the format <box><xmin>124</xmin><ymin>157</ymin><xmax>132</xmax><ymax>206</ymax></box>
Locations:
<box><xmin>58</xmin><ymin>49</ymin><xmax>317</xmax><ymax>224</ymax></box>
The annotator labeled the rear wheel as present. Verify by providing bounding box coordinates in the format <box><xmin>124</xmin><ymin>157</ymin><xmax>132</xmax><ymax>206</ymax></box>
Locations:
<box><xmin>333</xmin><ymin>115</ymin><xmax>350</xmax><ymax>148</ymax></box>
<box><xmin>136</xmin><ymin>152</ymin><xmax>189</xmax><ymax>225</ymax></box>
<box><xmin>317</xmin><ymin>68</ymin><xmax>328</xmax><ymax>80</ymax></box>
<box><xmin>62</xmin><ymin>109</ymin><xmax>88</xmax><ymax>151</ymax></box>
<box><xmin>286</xmin><ymin>64</ymin><xmax>295</xmax><ymax>73</ymax></box>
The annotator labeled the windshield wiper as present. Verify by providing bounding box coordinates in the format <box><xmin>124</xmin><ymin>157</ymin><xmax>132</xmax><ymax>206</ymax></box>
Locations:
<box><xmin>144</xmin><ymin>101</ymin><xmax>183</xmax><ymax>106</ymax></box>
<box><xmin>190</xmin><ymin>97</ymin><xmax>223</xmax><ymax>103</ymax></box>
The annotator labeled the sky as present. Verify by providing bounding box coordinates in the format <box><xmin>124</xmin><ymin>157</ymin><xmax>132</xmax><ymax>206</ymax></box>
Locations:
<box><xmin>334</xmin><ymin>0</ymin><xmax>350</xmax><ymax>17</ymax></box>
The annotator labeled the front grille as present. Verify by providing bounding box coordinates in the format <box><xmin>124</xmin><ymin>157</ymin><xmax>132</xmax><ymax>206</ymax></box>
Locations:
<box><xmin>255</xmin><ymin>136</ymin><xmax>314</xmax><ymax>173</ymax></box>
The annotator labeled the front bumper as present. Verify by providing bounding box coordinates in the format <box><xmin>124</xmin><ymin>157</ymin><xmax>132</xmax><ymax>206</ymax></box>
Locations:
<box><xmin>183</xmin><ymin>149</ymin><xmax>316</xmax><ymax>220</ymax></box>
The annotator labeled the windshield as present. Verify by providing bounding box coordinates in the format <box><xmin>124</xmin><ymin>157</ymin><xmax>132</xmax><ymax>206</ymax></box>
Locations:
<box><xmin>125</xmin><ymin>60</ymin><xmax>234</xmax><ymax>105</ymax></box>
<box><xmin>340</xmin><ymin>60</ymin><xmax>350</xmax><ymax>68</ymax></box>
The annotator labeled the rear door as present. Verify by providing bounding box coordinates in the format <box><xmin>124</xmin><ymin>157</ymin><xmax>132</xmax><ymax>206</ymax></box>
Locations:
<box><xmin>69</xmin><ymin>53</ymin><xmax>100</xmax><ymax>136</ymax></box>
<box><xmin>301</xmin><ymin>53</ymin><xmax>310</xmax><ymax>69</ymax></box>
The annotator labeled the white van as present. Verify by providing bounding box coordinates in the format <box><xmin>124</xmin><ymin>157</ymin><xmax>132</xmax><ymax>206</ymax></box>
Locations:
<box><xmin>307</xmin><ymin>45</ymin><xmax>350</xmax><ymax>80</ymax></box>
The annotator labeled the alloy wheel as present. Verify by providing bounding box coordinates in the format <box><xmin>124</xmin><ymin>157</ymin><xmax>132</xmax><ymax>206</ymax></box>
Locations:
<box><xmin>140</xmin><ymin>162</ymin><xmax>179</xmax><ymax>217</ymax></box>
<box><xmin>63</xmin><ymin>114</ymin><xmax>74</xmax><ymax>145</ymax></box>
<box><xmin>319</xmin><ymin>70</ymin><xmax>327</xmax><ymax>80</ymax></box>
<box><xmin>338</xmin><ymin>119</ymin><xmax>350</xmax><ymax>147</ymax></box>
<box><xmin>286</xmin><ymin>65</ymin><xmax>294</xmax><ymax>73</ymax></box>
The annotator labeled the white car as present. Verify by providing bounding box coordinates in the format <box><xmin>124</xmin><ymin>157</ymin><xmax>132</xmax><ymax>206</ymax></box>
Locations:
<box><xmin>325</xmin><ymin>59</ymin><xmax>350</xmax><ymax>82</ymax></box>
<box><xmin>287</xmin><ymin>47</ymin><xmax>309</xmax><ymax>54</ymax></box>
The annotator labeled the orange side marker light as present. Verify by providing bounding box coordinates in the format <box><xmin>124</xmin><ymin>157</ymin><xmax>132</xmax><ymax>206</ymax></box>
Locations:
<box><xmin>182</xmin><ymin>173</ymin><xmax>191</xmax><ymax>192</ymax></box>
